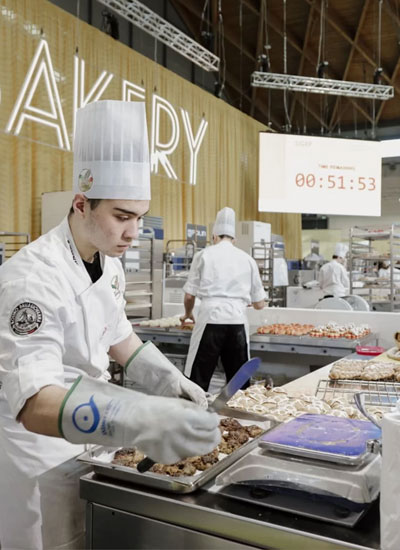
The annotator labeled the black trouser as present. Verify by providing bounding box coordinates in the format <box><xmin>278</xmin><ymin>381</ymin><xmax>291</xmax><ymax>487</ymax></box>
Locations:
<box><xmin>189</xmin><ymin>324</ymin><xmax>249</xmax><ymax>391</ymax></box>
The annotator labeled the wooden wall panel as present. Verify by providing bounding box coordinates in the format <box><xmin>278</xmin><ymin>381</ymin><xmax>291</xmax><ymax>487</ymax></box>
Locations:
<box><xmin>0</xmin><ymin>0</ymin><xmax>301</xmax><ymax>258</ymax></box>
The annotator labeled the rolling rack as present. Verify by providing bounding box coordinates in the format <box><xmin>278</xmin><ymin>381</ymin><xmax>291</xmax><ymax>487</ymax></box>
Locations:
<box><xmin>121</xmin><ymin>228</ymin><xmax>154</xmax><ymax>321</ymax></box>
<box><xmin>349</xmin><ymin>224</ymin><xmax>400</xmax><ymax>312</ymax></box>
<box><xmin>251</xmin><ymin>241</ymin><xmax>287</xmax><ymax>307</ymax></box>
<box><xmin>162</xmin><ymin>239</ymin><xmax>196</xmax><ymax>312</ymax></box>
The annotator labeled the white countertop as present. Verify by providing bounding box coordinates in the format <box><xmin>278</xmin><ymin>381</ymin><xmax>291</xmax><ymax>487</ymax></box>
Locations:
<box><xmin>282</xmin><ymin>363</ymin><xmax>332</xmax><ymax>394</ymax></box>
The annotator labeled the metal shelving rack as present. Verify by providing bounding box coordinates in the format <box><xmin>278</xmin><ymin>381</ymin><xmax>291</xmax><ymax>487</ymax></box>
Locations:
<box><xmin>0</xmin><ymin>231</ymin><xmax>30</xmax><ymax>262</ymax></box>
<box><xmin>251</xmin><ymin>241</ymin><xmax>287</xmax><ymax>307</ymax></box>
<box><xmin>349</xmin><ymin>224</ymin><xmax>400</xmax><ymax>311</ymax></box>
<box><xmin>121</xmin><ymin>229</ymin><xmax>154</xmax><ymax>321</ymax></box>
<box><xmin>161</xmin><ymin>240</ymin><xmax>196</xmax><ymax>312</ymax></box>
<box><xmin>163</xmin><ymin>240</ymin><xmax>196</xmax><ymax>279</ymax></box>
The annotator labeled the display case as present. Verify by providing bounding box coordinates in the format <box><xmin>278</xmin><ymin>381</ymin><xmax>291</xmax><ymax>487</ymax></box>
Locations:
<box><xmin>349</xmin><ymin>224</ymin><xmax>400</xmax><ymax>311</ymax></box>
<box><xmin>251</xmin><ymin>241</ymin><xmax>288</xmax><ymax>307</ymax></box>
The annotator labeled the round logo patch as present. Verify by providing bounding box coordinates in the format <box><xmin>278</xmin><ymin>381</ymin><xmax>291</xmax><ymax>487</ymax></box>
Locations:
<box><xmin>78</xmin><ymin>168</ymin><xmax>93</xmax><ymax>192</ymax></box>
<box><xmin>10</xmin><ymin>302</ymin><xmax>43</xmax><ymax>336</ymax></box>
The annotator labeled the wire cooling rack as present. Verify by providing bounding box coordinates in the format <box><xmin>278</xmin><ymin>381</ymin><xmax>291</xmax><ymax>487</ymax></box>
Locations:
<box><xmin>316</xmin><ymin>379</ymin><xmax>400</xmax><ymax>407</ymax></box>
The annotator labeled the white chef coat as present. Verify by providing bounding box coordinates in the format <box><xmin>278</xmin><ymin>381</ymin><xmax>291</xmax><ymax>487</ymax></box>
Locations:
<box><xmin>183</xmin><ymin>240</ymin><xmax>265</xmax><ymax>376</ymax></box>
<box><xmin>0</xmin><ymin>216</ymin><xmax>133</xmax><ymax>550</ymax></box>
<box><xmin>318</xmin><ymin>259</ymin><xmax>350</xmax><ymax>298</ymax></box>
<box><xmin>378</xmin><ymin>267</ymin><xmax>400</xmax><ymax>281</ymax></box>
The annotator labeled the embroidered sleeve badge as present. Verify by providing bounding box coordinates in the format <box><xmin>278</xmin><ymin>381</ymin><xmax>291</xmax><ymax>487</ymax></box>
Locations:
<box><xmin>111</xmin><ymin>275</ymin><xmax>121</xmax><ymax>299</ymax></box>
<box><xmin>10</xmin><ymin>302</ymin><xmax>43</xmax><ymax>336</ymax></box>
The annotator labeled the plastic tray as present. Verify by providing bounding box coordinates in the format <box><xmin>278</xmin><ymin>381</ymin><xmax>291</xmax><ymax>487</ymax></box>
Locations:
<box><xmin>258</xmin><ymin>414</ymin><xmax>381</xmax><ymax>466</ymax></box>
<box><xmin>356</xmin><ymin>345</ymin><xmax>385</xmax><ymax>356</ymax></box>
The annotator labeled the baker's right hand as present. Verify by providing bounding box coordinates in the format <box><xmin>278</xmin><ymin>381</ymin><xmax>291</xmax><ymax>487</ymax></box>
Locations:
<box><xmin>132</xmin><ymin>397</ymin><xmax>221</xmax><ymax>464</ymax></box>
<box><xmin>60</xmin><ymin>376</ymin><xmax>221</xmax><ymax>465</ymax></box>
<box><xmin>180</xmin><ymin>313</ymin><xmax>195</xmax><ymax>325</ymax></box>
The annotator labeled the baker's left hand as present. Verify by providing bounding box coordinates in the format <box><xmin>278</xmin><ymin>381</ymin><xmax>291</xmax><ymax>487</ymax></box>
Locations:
<box><xmin>178</xmin><ymin>376</ymin><xmax>208</xmax><ymax>409</ymax></box>
<box><xmin>124</xmin><ymin>341</ymin><xmax>207</xmax><ymax>408</ymax></box>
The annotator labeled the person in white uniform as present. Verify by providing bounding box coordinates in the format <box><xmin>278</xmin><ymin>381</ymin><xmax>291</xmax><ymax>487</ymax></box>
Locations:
<box><xmin>318</xmin><ymin>243</ymin><xmax>350</xmax><ymax>298</ymax></box>
<box><xmin>0</xmin><ymin>100</ymin><xmax>220</xmax><ymax>550</ymax></box>
<box><xmin>181</xmin><ymin>207</ymin><xmax>266</xmax><ymax>391</ymax></box>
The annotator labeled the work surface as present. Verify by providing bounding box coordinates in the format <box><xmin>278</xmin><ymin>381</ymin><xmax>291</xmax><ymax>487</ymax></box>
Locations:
<box><xmin>81</xmin><ymin>352</ymin><xmax>381</xmax><ymax>550</ymax></box>
<box><xmin>81</xmin><ymin>470</ymin><xmax>380</xmax><ymax>549</ymax></box>
<box><xmin>133</xmin><ymin>326</ymin><xmax>378</xmax><ymax>357</ymax></box>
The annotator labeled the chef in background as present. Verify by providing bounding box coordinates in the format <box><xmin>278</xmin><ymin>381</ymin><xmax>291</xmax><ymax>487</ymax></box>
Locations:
<box><xmin>0</xmin><ymin>100</ymin><xmax>220</xmax><ymax>550</ymax></box>
<box><xmin>318</xmin><ymin>242</ymin><xmax>350</xmax><ymax>298</ymax></box>
<box><xmin>181</xmin><ymin>207</ymin><xmax>266</xmax><ymax>391</ymax></box>
<box><xmin>378</xmin><ymin>261</ymin><xmax>400</xmax><ymax>281</ymax></box>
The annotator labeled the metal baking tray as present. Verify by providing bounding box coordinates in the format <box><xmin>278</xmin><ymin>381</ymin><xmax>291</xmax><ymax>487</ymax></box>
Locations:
<box><xmin>77</xmin><ymin>417</ymin><xmax>270</xmax><ymax>493</ymax></box>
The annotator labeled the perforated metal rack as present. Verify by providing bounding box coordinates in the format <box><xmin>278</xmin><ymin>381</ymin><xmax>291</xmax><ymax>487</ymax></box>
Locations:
<box><xmin>0</xmin><ymin>231</ymin><xmax>30</xmax><ymax>261</ymax></box>
<box><xmin>315</xmin><ymin>379</ymin><xmax>400</xmax><ymax>408</ymax></box>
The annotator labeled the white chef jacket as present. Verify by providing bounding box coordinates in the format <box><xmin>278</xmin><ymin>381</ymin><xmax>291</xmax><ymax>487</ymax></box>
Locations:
<box><xmin>318</xmin><ymin>259</ymin><xmax>350</xmax><ymax>298</ymax></box>
<box><xmin>183</xmin><ymin>240</ymin><xmax>265</xmax><ymax>376</ymax></box>
<box><xmin>184</xmin><ymin>240</ymin><xmax>266</xmax><ymax>310</ymax></box>
<box><xmin>0</xmin><ymin>216</ymin><xmax>133</xmax><ymax>549</ymax></box>
<box><xmin>378</xmin><ymin>267</ymin><xmax>400</xmax><ymax>281</ymax></box>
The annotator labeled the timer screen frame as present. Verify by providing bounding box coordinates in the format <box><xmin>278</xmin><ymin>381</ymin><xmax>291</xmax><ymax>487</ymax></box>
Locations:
<box><xmin>258</xmin><ymin>133</ymin><xmax>381</xmax><ymax>216</ymax></box>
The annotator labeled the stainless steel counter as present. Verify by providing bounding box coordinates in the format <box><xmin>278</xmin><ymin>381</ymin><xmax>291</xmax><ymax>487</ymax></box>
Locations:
<box><xmin>80</xmin><ymin>471</ymin><xmax>380</xmax><ymax>549</ymax></box>
<box><xmin>133</xmin><ymin>326</ymin><xmax>192</xmax><ymax>346</ymax></box>
<box><xmin>82</xmin><ymin>351</ymin><xmax>382</xmax><ymax>549</ymax></box>
<box><xmin>133</xmin><ymin>327</ymin><xmax>377</xmax><ymax>355</ymax></box>
<box><xmin>249</xmin><ymin>333</ymin><xmax>377</xmax><ymax>357</ymax></box>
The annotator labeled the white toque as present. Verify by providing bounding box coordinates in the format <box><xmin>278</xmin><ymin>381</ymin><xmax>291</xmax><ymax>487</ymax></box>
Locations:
<box><xmin>212</xmin><ymin>207</ymin><xmax>236</xmax><ymax>239</ymax></box>
<box><xmin>334</xmin><ymin>243</ymin><xmax>349</xmax><ymax>258</ymax></box>
<box><xmin>73</xmin><ymin>100</ymin><xmax>150</xmax><ymax>200</ymax></box>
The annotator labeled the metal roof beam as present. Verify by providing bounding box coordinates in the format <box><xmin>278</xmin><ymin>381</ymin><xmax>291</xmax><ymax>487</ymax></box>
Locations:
<box><xmin>244</xmin><ymin>1</ymin><xmax>373</xmax><ymax>126</ymax></box>
<box><xmin>171</xmin><ymin>0</ymin><xmax>256</xmax><ymax>62</ymax></box>
<box><xmin>289</xmin><ymin>0</ymin><xmax>317</xmax><ymax>122</ymax></box>
<box><xmin>304</xmin><ymin>0</ymin><xmax>400</xmax><ymax>98</ymax></box>
<box><xmin>250</xmin><ymin>0</ymin><xmax>266</xmax><ymax>117</ymax></box>
<box><xmin>329</xmin><ymin>0</ymin><xmax>371</xmax><ymax>131</ymax></box>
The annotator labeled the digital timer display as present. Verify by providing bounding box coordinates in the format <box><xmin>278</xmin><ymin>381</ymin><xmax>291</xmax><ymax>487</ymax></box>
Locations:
<box><xmin>258</xmin><ymin>133</ymin><xmax>381</xmax><ymax>216</ymax></box>
<box><xmin>294</xmin><ymin>174</ymin><xmax>376</xmax><ymax>191</ymax></box>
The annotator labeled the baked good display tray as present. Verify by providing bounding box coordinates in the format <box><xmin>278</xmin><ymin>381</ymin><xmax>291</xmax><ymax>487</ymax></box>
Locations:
<box><xmin>77</xmin><ymin>417</ymin><xmax>269</xmax><ymax>494</ymax></box>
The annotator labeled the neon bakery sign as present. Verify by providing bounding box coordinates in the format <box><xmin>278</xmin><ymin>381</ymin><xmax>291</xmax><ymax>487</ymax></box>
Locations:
<box><xmin>5</xmin><ymin>39</ymin><xmax>208</xmax><ymax>185</ymax></box>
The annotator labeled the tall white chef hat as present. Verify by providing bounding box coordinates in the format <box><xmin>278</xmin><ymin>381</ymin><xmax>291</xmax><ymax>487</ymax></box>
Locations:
<box><xmin>213</xmin><ymin>207</ymin><xmax>236</xmax><ymax>239</ymax></box>
<box><xmin>334</xmin><ymin>243</ymin><xmax>349</xmax><ymax>258</ymax></box>
<box><xmin>73</xmin><ymin>100</ymin><xmax>150</xmax><ymax>200</ymax></box>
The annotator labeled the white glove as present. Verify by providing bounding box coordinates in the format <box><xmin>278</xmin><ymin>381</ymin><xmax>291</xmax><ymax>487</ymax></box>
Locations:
<box><xmin>60</xmin><ymin>376</ymin><xmax>221</xmax><ymax>465</ymax></box>
<box><xmin>125</xmin><ymin>341</ymin><xmax>208</xmax><ymax>409</ymax></box>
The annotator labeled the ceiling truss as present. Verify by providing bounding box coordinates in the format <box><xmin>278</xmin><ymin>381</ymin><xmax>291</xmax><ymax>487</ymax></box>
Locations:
<box><xmin>168</xmin><ymin>0</ymin><xmax>400</xmax><ymax>134</ymax></box>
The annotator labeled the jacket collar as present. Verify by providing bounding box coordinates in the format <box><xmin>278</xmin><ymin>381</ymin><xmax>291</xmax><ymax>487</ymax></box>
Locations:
<box><xmin>56</xmin><ymin>216</ymin><xmax>108</xmax><ymax>295</ymax></box>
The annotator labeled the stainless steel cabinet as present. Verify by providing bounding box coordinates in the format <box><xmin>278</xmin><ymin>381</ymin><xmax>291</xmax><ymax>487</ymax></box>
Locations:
<box><xmin>87</xmin><ymin>503</ymin><xmax>256</xmax><ymax>550</ymax></box>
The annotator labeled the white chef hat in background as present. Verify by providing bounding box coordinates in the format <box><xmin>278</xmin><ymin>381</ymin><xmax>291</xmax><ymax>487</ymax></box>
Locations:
<box><xmin>334</xmin><ymin>243</ymin><xmax>349</xmax><ymax>258</ymax></box>
<box><xmin>73</xmin><ymin>100</ymin><xmax>150</xmax><ymax>200</ymax></box>
<box><xmin>213</xmin><ymin>207</ymin><xmax>236</xmax><ymax>239</ymax></box>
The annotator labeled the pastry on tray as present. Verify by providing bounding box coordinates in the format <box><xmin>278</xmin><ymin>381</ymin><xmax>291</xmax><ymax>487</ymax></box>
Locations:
<box><xmin>112</xmin><ymin>418</ymin><xmax>264</xmax><ymax>477</ymax></box>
